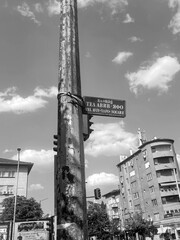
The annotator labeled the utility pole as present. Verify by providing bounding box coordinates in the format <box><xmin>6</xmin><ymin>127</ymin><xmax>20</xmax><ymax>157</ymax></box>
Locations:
<box><xmin>54</xmin><ymin>0</ymin><xmax>88</xmax><ymax>239</ymax></box>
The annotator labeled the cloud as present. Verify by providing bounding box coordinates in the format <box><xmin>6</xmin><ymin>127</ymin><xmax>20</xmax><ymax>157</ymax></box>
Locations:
<box><xmin>85</xmin><ymin>121</ymin><xmax>138</xmax><ymax>157</ymax></box>
<box><xmin>128</xmin><ymin>36</ymin><xmax>143</xmax><ymax>42</ymax></box>
<box><xmin>168</xmin><ymin>0</ymin><xmax>180</xmax><ymax>34</ymax></box>
<box><xmin>47</xmin><ymin>0</ymin><xmax>60</xmax><ymax>15</ymax></box>
<box><xmin>16</xmin><ymin>2</ymin><xmax>41</xmax><ymax>26</ymax></box>
<box><xmin>11</xmin><ymin>149</ymin><xmax>54</xmax><ymax>171</ymax></box>
<box><xmin>0</xmin><ymin>86</ymin><xmax>57</xmax><ymax>114</ymax></box>
<box><xmin>86</xmin><ymin>172</ymin><xmax>119</xmax><ymax>187</ymax></box>
<box><xmin>169</xmin><ymin>11</ymin><xmax>180</xmax><ymax>34</ymax></box>
<box><xmin>123</xmin><ymin>13</ymin><xmax>134</xmax><ymax>23</ymax></box>
<box><xmin>86</xmin><ymin>172</ymin><xmax>119</xmax><ymax>186</ymax></box>
<box><xmin>112</xmin><ymin>51</ymin><xmax>133</xmax><ymax>65</ymax></box>
<box><xmin>34</xmin><ymin>3</ymin><xmax>43</xmax><ymax>13</ymax></box>
<box><xmin>29</xmin><ymin>183</ymin><xmax>44</xmax><ymax>191</ymax></box>
<box><xmin>125</xmin><ymin>56</ymin><xmax>180</xmax><ymax>95</ymax></box>
<box><xmin>47</xmin><ymin>0</ymin><xmax>128</xmax><ymax>15</ymax></box>
<box><xmin>168</xmin><ymin>0</ymin><xmax>180</xmax><ymax>9</ymax></box>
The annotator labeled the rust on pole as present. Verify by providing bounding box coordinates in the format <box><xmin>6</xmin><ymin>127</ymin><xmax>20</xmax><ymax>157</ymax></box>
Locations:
<box><xmin>55</xmin><ymin>0</ymin><xmax>88</xmax><ymax>239</ymax></box>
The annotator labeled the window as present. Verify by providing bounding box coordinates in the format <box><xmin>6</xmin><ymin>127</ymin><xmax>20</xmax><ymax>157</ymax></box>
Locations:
<box><xmin>135</xmin><ymin>204</ymin><xmax>141</xmax><ymax>210</ymax></box>
<box><xmin>156</xmin><ymin>171</ymin><xmax>161</xmax><ymax>178</ymax></box>
<box><xmin>143</xmin><ymin>150</ymin><xmax>147</xmax><ymax>160</ymax></box>
<box><xmin>151</xmin><ymin>147</ymin><xmax>156</xmax><ymax>153</ymax></box>
<box><xmin>152</xmin><ymin>199</ymin><xmax>158</xmax><ymax>206</ymax></box>
<box><xmin>0</xmin><ymin>171</ymin><xmax>15</xmax><ymax>178</ymax></box>
<box><xmin>154</xmin><ymin>213</ymin><xmax>159</xmax><ymax>221</ymax></box>
<box><xmin>133</xmin><ymin>192</ymin><xmax>139</xmax><ymax>199</ymax></box>
<box><xmin>149</xmin><ymin>186</ymin><xmax>155</xmax><ymax>193</ymax></box>
<box><xmin>152</xmin><ymin>145</ymin><xmax>171</xmax><ymax>153</ymax></box>
<box><xmin>162</xmin><ymin>197</ymin><xmax>166</xmax><ymax>204</ymax></box>
<box><xmin>147</xmin><ymin>173</ymin><xmax>152</xmax><ymax>181</ymax></box>
<box><xmin>130</xmin><ymin>170</ymin><xmax>135</xmax><ymax>177</ymax></box>
<box><xmin>8</xmin><ymin>171</ymin><xmax>15</xmax><ymax>178</ymax></box>
<box><xmin>145</xmin><ymin>162</ymin><xmax>150</xmax><ymax>169</ymax></box>
<box><xmin>154</xmin><ymin>158</ymin><xmax>158</xmax><ymax>165</ymax></box>
<box><xmin>131</xmin><ymin>181</ymin><xmax>137</xmax><ymax>188</ymax></box>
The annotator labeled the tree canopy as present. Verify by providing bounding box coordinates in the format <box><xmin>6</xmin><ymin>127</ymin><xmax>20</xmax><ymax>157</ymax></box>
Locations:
<box><xmin>87</xmin><ymin>201</ymin><xmax>111</xmax><ymax>239</ymax></box>
<box><xmin>125</xmin><ymin>213</ymin><xmax>157</xmax><ymax>239</ymax></box>
<box><xmin>0</xmin><ymin>195</ymin><xmax>43</xmax><ymax>221</ymax></box>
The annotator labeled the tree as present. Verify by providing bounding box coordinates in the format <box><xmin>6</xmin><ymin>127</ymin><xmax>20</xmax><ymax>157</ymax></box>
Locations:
<box><xmin>0</xmin><ymin>195</ymin><xmax>43</xmax><ymax>221</ymax></box>
<box><xmin>124</xmin><ymin>213</ymin><xmax>157</xmax><ymax>240</ymax></box>
<box><xmin>87</xmin><ymin>201</ymin><xmax>111</xmax><ymax>239</ymax></box>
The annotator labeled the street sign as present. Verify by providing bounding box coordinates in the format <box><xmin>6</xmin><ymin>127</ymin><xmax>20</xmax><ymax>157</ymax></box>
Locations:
<box><xmin>83</xmin><ymin>96</ymin><xmax>126</xmax><ymax>118</ymax></box>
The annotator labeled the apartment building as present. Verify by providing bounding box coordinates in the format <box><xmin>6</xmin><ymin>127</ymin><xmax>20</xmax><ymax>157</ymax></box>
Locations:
<box><xmin>117</xmin><ymin>137</ymin><xmax>180</xmax><ymax>236</ymax></box>
<box><xmin>103</xmin><ymin>189</ymin><xmax>121</xmax><ymax>222</ymax></box>
<box><xmin>0</xmin><ymin>158</ymin><xmax>33</xmax><ymax>214</ymax></box>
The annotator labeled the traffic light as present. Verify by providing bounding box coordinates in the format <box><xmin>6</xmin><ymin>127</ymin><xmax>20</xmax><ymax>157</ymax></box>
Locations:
<box><xmin>82</xmin><ymin>114</ymin><xmax>94</xmax><ymax>141</ymax></box>
<box><xmin>94</xmin><ymin>188</ymin><xmax>101</xmax><ymax>200</ymax></box>
<box><xmin>53</xmin><ymin>134</ymin><xmax>58</xmax><ymax>152</ymax></box>
<box><xmin>46</xmin><ymin>216</ymin><xmax>54</xmax><ymax>238</ymax></box>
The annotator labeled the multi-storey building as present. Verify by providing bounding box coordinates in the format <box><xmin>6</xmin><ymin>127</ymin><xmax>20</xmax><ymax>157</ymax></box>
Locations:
<box><xmin>0</xmin><ymin>158</ymin><xmax>33</xmax><ymax>214</ymax></box>
<box><xmin>117</xmin><ymin>137</ymin><xmax>180</xmax><ymax>237</ymax></box>
<box><xmin>103</xmin><ymin>189</ymin><xmax>121</xmax><ymax>222</ymax></box>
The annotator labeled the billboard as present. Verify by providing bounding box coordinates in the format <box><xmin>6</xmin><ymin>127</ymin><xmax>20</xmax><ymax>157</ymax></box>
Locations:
<box><xmin>14</xmin><ymin>220</ymin><xmax>49</xmax><ymax>240</ymax></box>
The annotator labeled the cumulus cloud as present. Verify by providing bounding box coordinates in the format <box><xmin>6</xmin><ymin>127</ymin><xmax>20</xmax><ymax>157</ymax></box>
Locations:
<box><xmin>128</xmin><ymin>36</ymin><xmax>143</xmax><ymax>42</ymax></box>
<box><xmin>85</xmin><ymin>121</ymin><xmax>138</xmax><ymax>157</ymax></box>
<box><xmin>168</xmin><ymin>0</ymin><xmax>180</xmax><ymax>34</ymax></box>
<box><xmin>34</xmin><ymin>3</ymin><xmax>43</xmax><ymax>13</ymax></box>
<box><xmin>169</xmin><ymin>12</ymin><xmax>180</xmax><ymax>34</ymax></box>
<box><xmin>11</xmin><ymin>149</ymin><xmax>54</xmax><ymax>170</ymax></box>
<box><xmin>0</xmin><ymin>86</ymin><xmax>57</xmax><ymax>114</ymax></box>
<box><xmin>47</xmin><ymin>0</ymin><xmax>60</xmax><ymax>15</ymax></box>
<box><xmin>47</xmin><ymin>0</ymin><xmax>128</xmax><ymax>15</ymax></box>
<box><xmin>123</xmin><ymin>13</ymin><xmax>134</xmax><ymax>23</ymax></box>
<box><xmin>86</xmin><ymin>172</ymin><xmax>119</xmax><ymax>186</ymax></box>
<box><xmin>125</xmin><ymin>56</ymin><xmax>180</xmax><ymax>95</ymax></box>
<box><xmin>29</xmin><ymin>183</ymin><xmax>44</xmax><ymax>191</ymax></box>
<box><xmin>16</xmin><ymin>2</ymin><xmax>41</xmax><ymax>25</ymax></box>
<box><xmin>112</xmin><ymin>51</ymin><xmax>133</xmax><ymax>65</ymax></box>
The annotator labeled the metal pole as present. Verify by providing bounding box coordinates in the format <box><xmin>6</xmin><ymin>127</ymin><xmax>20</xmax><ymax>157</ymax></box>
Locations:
<box><xmin>12</xmin><ymin>148</ymin><xmax>21</xmax><ymax>240</ymax></box>
<box><xmin>55</xmin><ymin>0</ymin><xmax>87</xmax><ymax>239</ymax></box>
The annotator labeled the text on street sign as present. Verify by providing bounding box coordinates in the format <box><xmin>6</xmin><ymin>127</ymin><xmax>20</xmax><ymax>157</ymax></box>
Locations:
<box><xmin>83</xmin><ymin>96</ymin><xmax>126</xmax><ymax>118</ymax></box>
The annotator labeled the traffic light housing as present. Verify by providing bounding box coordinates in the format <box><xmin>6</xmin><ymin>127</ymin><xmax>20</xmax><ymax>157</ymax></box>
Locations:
<box><xmin>46</xmin><ymin>216</ymin><xmax>54</xmax><ymax>239</ymax></box>
<box><xmin>83</xmin><ymin>114</ymin><xmax>94</xmax><ymax>141</ymax></box>
<box><xmin>53</xmin><ymin>134</ymin><xmax>58</xmax><ymax>152</ymax></box>
<box><xmin>94</xmin><ymin>188</ymin><xmax>101</xmax><ymax>200</ymax></box>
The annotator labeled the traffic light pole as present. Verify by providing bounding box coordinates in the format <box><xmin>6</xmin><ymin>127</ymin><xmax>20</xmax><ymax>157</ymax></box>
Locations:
<box><xmin>55</xmin><ymin>0</ymin><xmax>88</xmax><ymax>239</ymax></box>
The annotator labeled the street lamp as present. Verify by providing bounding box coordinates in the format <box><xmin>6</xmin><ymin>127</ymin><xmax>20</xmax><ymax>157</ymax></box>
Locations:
<box><xmin>12</xmin><ymin>148</ymin><xmax>21</xmax><ymax>240</ymax></box>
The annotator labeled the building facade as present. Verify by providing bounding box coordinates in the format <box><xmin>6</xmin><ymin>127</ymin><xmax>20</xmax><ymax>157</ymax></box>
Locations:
<box><xmin>103</xmin><ymin>189</ymin><xmax>121</xmax><ymax>222</ymax></box>
<box><xmin>117</xmin><ymin>138</ymin><xmax>180</xmax><ymax>236</ymax></box>
<box><xmin>0</xmin><ymin>158</ymin><xmax>33</xmax><ymax>214</ymax></box>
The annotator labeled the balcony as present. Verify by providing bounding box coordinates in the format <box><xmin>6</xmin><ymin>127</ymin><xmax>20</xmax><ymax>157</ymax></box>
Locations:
<box><xmin>152</xmin><ymin>151</ymin><xmax>173</xmax><ymax>159</ymax></box>
<box><xmin>155</xmin><ymin>163</ymin><xmax>175</xmax><ymax>171</ymax></box>
<box><xmin>160</xmin><ymin>189</ymin><xmax>179</xmax><ymax>197</ymax></box>
<box><xmin>157</xmin><ymin>175</ymin><xmax>175</xmax><ymax>183</ymax></box>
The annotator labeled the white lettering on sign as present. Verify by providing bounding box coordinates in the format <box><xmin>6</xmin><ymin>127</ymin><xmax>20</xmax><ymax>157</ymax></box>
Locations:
<box><xmin>83</xmin><ymin>96</ymin><xmax>126</xmax><ymax>118</ymax></box>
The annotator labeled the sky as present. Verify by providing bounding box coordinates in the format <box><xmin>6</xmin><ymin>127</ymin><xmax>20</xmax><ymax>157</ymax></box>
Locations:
<box><xmin>0</xmin><ymin>0</ymin><xmax>180</xmax><ymax>215</ymax></box>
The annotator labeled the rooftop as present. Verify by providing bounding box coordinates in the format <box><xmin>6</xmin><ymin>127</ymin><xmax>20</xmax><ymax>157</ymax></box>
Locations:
<box><xmin>0</xmin><ymin>158</ymin><xmax>33</xmax><ymax>174</ymax></box>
